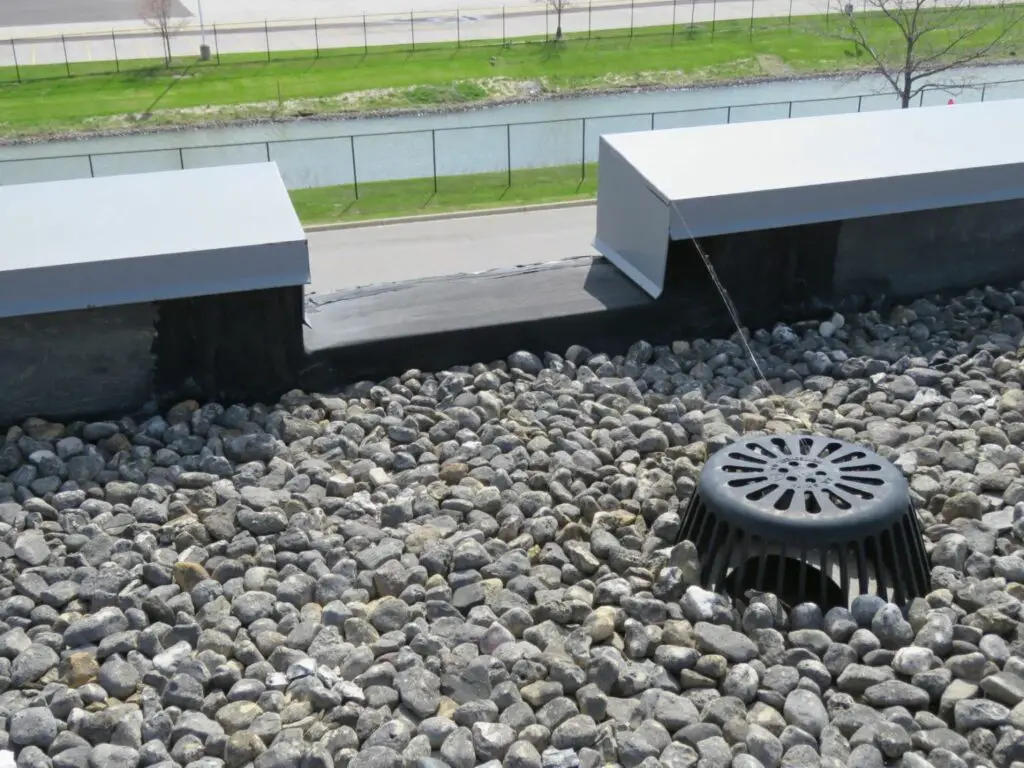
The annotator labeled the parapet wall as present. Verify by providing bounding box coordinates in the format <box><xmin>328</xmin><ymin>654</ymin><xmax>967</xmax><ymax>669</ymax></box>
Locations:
<box><xmin>664</xmin><ymin>199</ymin><xmax>1024</xmax><ymax>333</ymax></box>
<box><xmin>0</xmin><ymin>287</ymin><xmax>304</xmax><ymax>429</ymax></box>
<box><xmin>4</xmin><ymin>198</ymin><xmax>1024</xmax><ymax>428</ymax></box>
<box><xmin>0</xmin><ymin>304</ymin><xmax>157</xmax><ymax>428</ymax></box>
<box><xmin>835</xmin><ymin>199</ymin><xmax>1024</xmax><ymax>299</ymax></box>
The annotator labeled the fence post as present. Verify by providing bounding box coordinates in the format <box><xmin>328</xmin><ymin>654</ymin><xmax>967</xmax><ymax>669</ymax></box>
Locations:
<box><xmin>350</xmin><ymin>138</ymin><xmax>360</xmax><ymax>199</ymax></box>
<box><xmin>61</xmin><ymin>34</ymin><xmax>70</xmax><ymax>77</ymax></box>
<box><xmin>502</xmin><ymin>6</ymin><xmax>506</xmax><ymax>45</ymax></box>
<box><xmin>410</xmin><ymin>11</ymin><xmax>415</xmax><ymax>51</ymax></box>
<box><xmin>857</xmin><ymin>95</ymin><xmax>863</xmax><ymax>111</ymax></box>
<box><xmin>630</xmin><ymin>0</ymin><xmax>635</xmax><ymax>38</ymax></box>
<box><xmin>545</xmin><ymin>4</ymin><xmax>549</xmax><ymax>40</ymax></box>
<box><xmin>671</xmin><ymin>0</ymin><xmax>677</xmax><ymax>44</ymax></box>
<box><xmin>919</xmin><ymin>91</ymin><xmax>925</xmax><ymax>107</ymax></box>
<box><xmin>265</xmin><ymin>142</ymin><xmax>271</xmax><ymax>163</ymax></box>
<box><xmin>431</xmin><ymin>130</ymin><xmax>438</xmax><ymax>194</ymax></box>
<box><xmin>363</xmin><ymin>14</ymin><xmax>368</xmax><ymax>54</ymax></box>
<box><xmin>88</xmin><ymin>155</ymin><xmax>95</xmax><ymax>178</ymax></box>
<box><xmin>314</xmin><ymin>18</ymin><xmax>320</xmax><ymax>58</ymax></box>
<box><xmin>711</xmin><ymin>0</ymin><xmax>717</xmax><ymax>41</ymax></box>
<box><xmin>588</xmin><ymin>0</ymin><xmax>593</xmax><ymax>40</ymax></box>
<box><xmin>749</xmin><ymin>0</ymin><xmax>755</xmax><ymax>39</ymax></box>
<box><xmin>213</xmin><ymin>24</ymin><xmax>221</xmax><ymax>63</ymax></box>
<box><xmin>264</xmin><ymin>20</ymin><xmax>270</xmax><ymax>61</ymax></box>
<box><xmin>178</xmin><ymin>148</ymin><xmax>185</xmax><ymax>169</ymax></box>
<box><xmin>580</xmin><ymin>119</ymin><xmax>587</xmax><ymax>181</ymax></box>
<box><xmin>981</xmin><ymin>84</ymin><xmax>988</xmax><ymax>102</ymax></box>
<box><xmin>689</xmin><ymin>0</ymin><xmax>696</xmax><ymax>36</ymax></box>
<box><xmin>787</xmin><ymin>101</ymin><xmax>793</xmax><ymax>118</ymax></box>
<box><xmin>726</xmin><ymin>106</ymin><xmax>732</xmax><ymax>123</ymax></box>
<box><xmin>112</xmin><ymin>30</ymin><xmax>120</xmax><ymax>72</ymax></box>
<box><xmin>457</xmin><ymin>8</ymin><xmax>461</xmax><ymax>48</ymax></box>
<box><xmin>650</xmin><ymin>113</ymin><xmax>655</xmax><ymax>130</ymax></box>
<box><xmin>788</xmin><ymin>0</ymin><xmax>793</xmax><ymax>30</ymax></box>
<box><xmin>10</xmin><ymin>40</ymin><xmax>19</xmax><ymax>83</ymax></box>
<box><xmin>506</xmin><ymin>124</ymin><xmax>512</xmax><ymax>187</ymax></box>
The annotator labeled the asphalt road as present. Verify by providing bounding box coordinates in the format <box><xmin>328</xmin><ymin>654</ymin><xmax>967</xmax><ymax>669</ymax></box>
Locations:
<box><xmin>0</xmin><ymin>0</ymin><xmax>189</xmax><ymax>27</ymax></box>
<box><xmin>306</xmin><ymin>204</ymin><xmax>598</xmax><ymax>297</ymax></box>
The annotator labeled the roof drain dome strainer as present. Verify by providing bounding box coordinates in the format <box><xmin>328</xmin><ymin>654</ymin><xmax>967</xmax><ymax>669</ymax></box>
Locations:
<box><xmin>676</xmin><ymin>434</ymin><xmax>930</xmax><ymax>610</ymax></box>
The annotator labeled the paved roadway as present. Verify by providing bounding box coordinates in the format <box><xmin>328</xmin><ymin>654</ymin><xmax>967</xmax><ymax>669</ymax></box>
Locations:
<box><xmin>0</xmin><ymin>0</ymin><xmax>190</xmax><ymax>26</ymax></box>
<box><xmin>0</xmin><ymin>0</ymin><xmax>829</xmax><ymax>68</ymax></box>
<box><xmin>306</xmin><ymin>204</ymin><xmax>598</xmax><ymax>297</ymax></box>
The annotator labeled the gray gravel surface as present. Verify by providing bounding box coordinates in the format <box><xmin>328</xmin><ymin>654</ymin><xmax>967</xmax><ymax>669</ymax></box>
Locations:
<box><xmin>3</xmin><ymin>284</ymin><xmax>1024</xmax><ymax>768</ymax></box>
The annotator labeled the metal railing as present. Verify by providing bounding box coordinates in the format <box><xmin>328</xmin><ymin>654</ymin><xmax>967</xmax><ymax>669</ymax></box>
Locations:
<box><xmin>1</xmin><ymin>76</ymin><xmax>1021</xmax><ymax>192</ymax></box>
<box><xmin>0</xmin><ymin>0</ymin><xmax>1010</xmax><ymax>80</ymax></box>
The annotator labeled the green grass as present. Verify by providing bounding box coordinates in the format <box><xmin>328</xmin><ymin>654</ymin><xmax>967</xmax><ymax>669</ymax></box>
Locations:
<box><xmin>0</xmin><ymin>6</ymin><xmax>1017</xmax><ymax>139</ymax></box>
<box><xmin>289</xmin><ymin>164</ymin><xmax>597</xmax><ymax>225</ymax></box>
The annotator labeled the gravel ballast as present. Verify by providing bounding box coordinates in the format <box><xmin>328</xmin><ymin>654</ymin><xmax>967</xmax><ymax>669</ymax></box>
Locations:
<box><xmin>2</xmin><ymin>283</ymin><xmax>1024</xmax><ymax>768</ymax></box>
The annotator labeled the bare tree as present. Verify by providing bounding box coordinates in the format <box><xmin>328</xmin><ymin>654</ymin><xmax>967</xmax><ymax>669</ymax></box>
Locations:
<box><xmin>541</xmin><ymin>0</ymin><xmax>575</xmax><ymax>41</ymax></box>
<box><xmin>140</xmin><ymin>0</ymin><xmax>182</xmax><ymax>66</ymax></box>
<box><xmin>832</xmin><ymin>0</ymin><xmax>1023</xmax><ymax>108</ymax></box>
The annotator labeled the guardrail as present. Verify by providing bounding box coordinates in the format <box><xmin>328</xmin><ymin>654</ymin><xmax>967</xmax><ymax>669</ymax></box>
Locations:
<box><xmin>1</xmin><ymin>76</ymin><xmax>1021</xmax><ymax>191</ymax></box>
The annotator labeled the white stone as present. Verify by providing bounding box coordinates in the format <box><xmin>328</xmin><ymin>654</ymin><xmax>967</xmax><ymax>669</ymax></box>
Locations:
<box><xmin>266</xmin><ymin>672</ymin><xmax>289</xmax><ymax>690</ymax></box>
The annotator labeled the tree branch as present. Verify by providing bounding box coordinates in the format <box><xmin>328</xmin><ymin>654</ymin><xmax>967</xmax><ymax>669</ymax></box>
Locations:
<box><xmin>829</xmin><ymin>0</ymin><xmax>1023</xmax><ymax>107</ymax></box>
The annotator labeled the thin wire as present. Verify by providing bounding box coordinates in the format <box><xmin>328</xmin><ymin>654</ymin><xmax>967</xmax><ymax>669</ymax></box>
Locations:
<box><xmin>668</xmin><ymin>199</ymin><xmax>774</xmax><ymax>395</ymax></box>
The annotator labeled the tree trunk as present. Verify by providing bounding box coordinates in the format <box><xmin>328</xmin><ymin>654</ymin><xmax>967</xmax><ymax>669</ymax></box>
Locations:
<box><xmin>900</xmin><ymin>72</ymin><xmax>912</xmax><ymax>109</ymax></box>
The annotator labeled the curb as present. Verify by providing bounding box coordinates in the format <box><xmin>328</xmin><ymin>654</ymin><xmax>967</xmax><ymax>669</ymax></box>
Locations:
<box><xmin>303</xmin><ymin>198</ymin><xmax>596</xmax><ymax>232</ymax></box>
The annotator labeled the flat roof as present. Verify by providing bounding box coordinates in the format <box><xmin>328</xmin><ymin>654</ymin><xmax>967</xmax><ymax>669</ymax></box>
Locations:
<box><xmin>603</xmin><ymin>98</ymin><xmax>1024</xmax><ymax>206</ymax></box>
<box><xmin>0</xmin><ymin>163</ymin><xmax>309</xmax><ymax>318</ymax></box>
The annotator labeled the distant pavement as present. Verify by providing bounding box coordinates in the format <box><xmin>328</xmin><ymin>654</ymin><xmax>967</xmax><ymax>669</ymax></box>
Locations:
<box><xmin>0</xmin><ymin>0</ymin><xmax>190</xmax><ymax>27</ymax></box>
<box><xmin>306</xmin><ymin>204</ymin><xmax>598</xmax><ymax>296</ymax></box>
